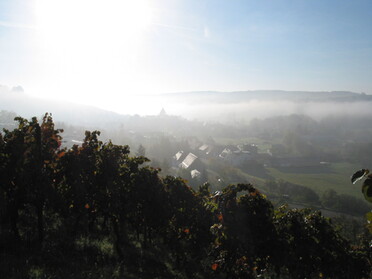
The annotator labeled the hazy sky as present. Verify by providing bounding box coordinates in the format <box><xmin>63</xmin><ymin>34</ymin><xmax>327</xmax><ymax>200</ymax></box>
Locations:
<box><xmin>0</xmin><ymin>0</ymin><xmax>371</xmax><ymax>113</ymax></box>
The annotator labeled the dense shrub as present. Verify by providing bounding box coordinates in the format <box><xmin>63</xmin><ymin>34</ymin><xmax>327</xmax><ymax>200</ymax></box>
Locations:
<box><xmin>0</xmin><ymin>114</ymin><xmax>370</xmax><ymax>278</ymax></box>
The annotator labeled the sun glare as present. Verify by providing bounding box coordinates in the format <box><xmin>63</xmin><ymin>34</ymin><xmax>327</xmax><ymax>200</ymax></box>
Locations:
<box><xmin>34</xmin><ymin>0</ymin><xmax>153</xmax><ymax>108</ymax></box>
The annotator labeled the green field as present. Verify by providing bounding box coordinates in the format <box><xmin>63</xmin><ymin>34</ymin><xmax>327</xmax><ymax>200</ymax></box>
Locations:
<box><xmin>211</xmin><ymin>137</ymin><xmax>366</xmax><ymax>199</ymax></box>
<box><xmin>266</xmin><ymin>162</ymin><xmax>364</xmax><ymax>198</ymax></box>
<box><xmin>206</xmin><ymin>155</ymin><xmax>365</xmax><ymax>198</ymax></box>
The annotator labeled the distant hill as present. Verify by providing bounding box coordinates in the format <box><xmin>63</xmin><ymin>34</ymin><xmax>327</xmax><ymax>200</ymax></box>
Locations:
<box><xmin>159</xmin><ymin>90</ymin><xmax>371</xmax><ymax>104</ymax></box>
<box><xmin>0</xmin><ymin>85</ymin><xmax>127</xmax><ymax>128</ymax></box>
<box><xmin>2</xmin><ymin>85</ymin><xmax>372</xmax><ymax>125</ymax></box>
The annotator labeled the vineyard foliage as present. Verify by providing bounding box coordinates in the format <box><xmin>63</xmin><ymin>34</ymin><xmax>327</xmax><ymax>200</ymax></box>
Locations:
<box><xmin>0</xmin><ymin>114</ymin><xmax>370</xmax><ymax>278</ymax></box>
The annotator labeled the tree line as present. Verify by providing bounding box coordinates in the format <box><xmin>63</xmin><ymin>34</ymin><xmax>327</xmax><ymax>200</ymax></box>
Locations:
<box><xmin>0</xmin><ymin>114</ymin><xmax>370</xmax><ymax>278</ymax></box>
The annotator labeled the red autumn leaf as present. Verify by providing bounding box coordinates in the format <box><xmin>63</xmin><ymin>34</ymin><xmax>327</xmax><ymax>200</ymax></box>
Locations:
<box><xmin>57</xmin><ymin>151</ymin><xmax>65</xmax><ymax>158</ymax></box>
<box><xmin>250</xmin><ymin>190</ymin><xmax>260</xmax><ymax>197</ymax></box>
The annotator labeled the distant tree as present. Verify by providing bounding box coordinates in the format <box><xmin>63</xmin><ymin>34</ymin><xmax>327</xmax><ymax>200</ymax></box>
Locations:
<box><xmin>200</xmin><ymin>168</ymin><xmax>208</xmax><ymax>184</ymax></box>
<box><xmin>136</xmin><ymin>144</ymin><xmax>146</xmax><ymax>157</ymax></box>
<box><xmin>160</xmin><ymin>158</ymin><xmax>170</xmax><ymax>173</ymax></box>
<box><xmin>148</xmin><ymin>136</ymin><xmax>174</xmax><ymax>161</ymax></box>
<box><xmin>283</xmin><ymin>131</ymin><xmax>315</xmax><ymax>156</ymax></box>
<box><xmin>322</xmin><ymin>189</ymin><xmax>340</xmax><ymax>210</ymax></box>
<box><xmin>321</xmin><ymin>189</ymin><xmax>371</xmax><ymax>215</ymax></box>
<box><xmin>0</xmin><ymin>110</ymin><xmax>17</xmax><ymax>124</ymax></box>
<box><xmin>277</xmin><ymin>180</ymin><xmax>320</xmax><ymax>204</ymax></box>
<box><xmin>264</xmin><ymin>179</ymin><xmax>278</xmax><ymax>192</ymax></box>
<box><xmin>265</xmin><ymin>179</ymin><xmax>320</xmax><ymax>205</ymax></box>
<box><xmin>270</xmin><ymin>143</ymin><xmax>287</xmax><ymax>156</ymax></box>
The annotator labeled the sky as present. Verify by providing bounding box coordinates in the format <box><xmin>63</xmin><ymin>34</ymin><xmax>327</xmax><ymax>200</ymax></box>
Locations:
<box><xmin>0</xmin><ymin>0</ymin><xmax>372</xmax><ymax>113</ymax></box>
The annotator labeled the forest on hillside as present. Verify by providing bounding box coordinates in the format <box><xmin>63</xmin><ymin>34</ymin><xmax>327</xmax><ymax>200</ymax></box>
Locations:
<box><xmin>0</xmin><ymin>113</ymin><xmax>371</xmax><ymax>278</ymax></box>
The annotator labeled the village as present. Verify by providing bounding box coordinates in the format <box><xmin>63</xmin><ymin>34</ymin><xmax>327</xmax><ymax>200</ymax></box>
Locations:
<box><xmin>168</xmin><ymin>138</ymin><xmax>330</xmax><ymax>188</ymax></box>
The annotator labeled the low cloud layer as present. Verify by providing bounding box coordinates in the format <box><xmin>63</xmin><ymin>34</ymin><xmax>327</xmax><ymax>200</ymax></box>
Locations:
<box><xmin>142</xmin><ymin>94</ymin><xmax>372</xmax><ymax>123</ymax></box>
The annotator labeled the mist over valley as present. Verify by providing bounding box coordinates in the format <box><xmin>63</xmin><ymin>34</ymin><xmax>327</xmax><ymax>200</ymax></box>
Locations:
<box><xmin>2</xmin><ymin>85</ymin><xmax>372</xmax><ymax>125</ymax></box>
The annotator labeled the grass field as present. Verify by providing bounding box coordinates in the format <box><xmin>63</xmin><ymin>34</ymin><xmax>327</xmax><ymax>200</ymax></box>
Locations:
<box><xmin>206</xmin><ymin>154</ymin><xmax>364</xmax><ymax>198</ymax></box>
<box><xmin>266</xmin><ymin>162</ymin><xmax>364</xmax><ymax>198</ymax></box>
<box><xmin>211</xmin><ymin>137</ymin><xmax>366</xmax><ymax>199</ymax></box>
